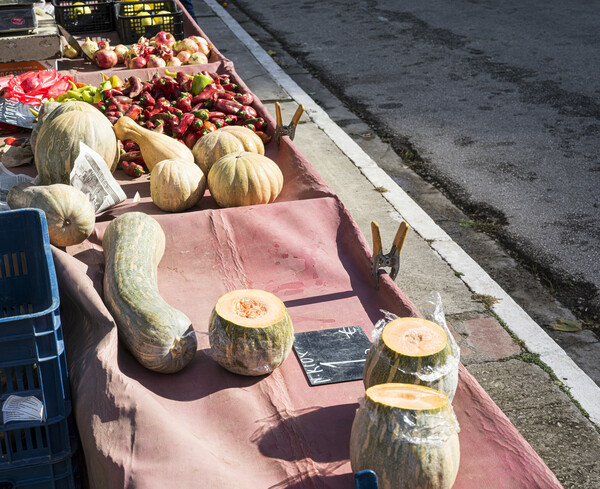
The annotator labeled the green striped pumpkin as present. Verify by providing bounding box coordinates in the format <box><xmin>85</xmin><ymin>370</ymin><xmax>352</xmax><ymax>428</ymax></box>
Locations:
<box><xmin>208</xmin><ymin>289</ymin><xmax>293</xmax><ymax>376</ymax></box>
<box><xmin>34</xmin><ymin>102</ymin><xmax>119</xmax><ymax>184</ymax></box>
<box><xmin>350</xmin><ymin>383</ymin><xmax>460</xmax><ymax>489</ymax></box>
<box><xmin>7</xmin><ymin>183</ymin><xmax>95</xmax><ymax>247</ymax></box>
<box><xmin>29</xmin><ymin>101</ymin><xmax>61</xmax><ymax>153</ymax></box>
<box><xmin>103</xmin><ymin>212</ymin><xmax>197</xmax><ymax>373</ymax></box>
<box><xmin>363</xmin><ymin>318</ymin><xmax>458</xmax><ymax>401</ymax></box>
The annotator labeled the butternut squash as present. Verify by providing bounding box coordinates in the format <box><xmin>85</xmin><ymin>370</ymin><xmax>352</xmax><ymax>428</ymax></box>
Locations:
<box><xmin>113</xmin><ymin>116</ymin><xmax>194</xmax><ymax>171</ymax></box>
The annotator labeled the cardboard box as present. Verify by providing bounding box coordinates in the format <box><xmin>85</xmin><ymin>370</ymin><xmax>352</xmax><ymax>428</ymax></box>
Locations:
<box><xmin>0</xmin><ymin>59</ymin><xmax>57</xmax><ymax>77</ymax></box>
<box><xmin>0</xmin><ymin>20</ymin><xmax>61</xmax><ymax>65</ymax></box>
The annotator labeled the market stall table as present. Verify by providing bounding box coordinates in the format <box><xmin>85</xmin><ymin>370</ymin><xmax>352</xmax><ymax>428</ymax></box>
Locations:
<box><xmin>2</xmin><ymin>6</ymin><xmax>564</xmax><ymax>488</ymax></box>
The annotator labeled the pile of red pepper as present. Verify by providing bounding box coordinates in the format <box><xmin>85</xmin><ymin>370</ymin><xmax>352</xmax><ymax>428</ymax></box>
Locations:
<box><xmin>93</xmin><ymin>70</ymin><xmax>269</xmax><ymax>177</ymax></box>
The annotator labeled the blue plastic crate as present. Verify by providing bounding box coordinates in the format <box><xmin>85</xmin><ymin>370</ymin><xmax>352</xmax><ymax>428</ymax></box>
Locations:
<box><xmin>0</xmin><ymin>210</ymin><xmax>75</xmax><ymax>467</ymax></box>
<box><xmin>0</xmin><ymin>450</ymin><xmax>79</xmax><ymax>489</ymax></box>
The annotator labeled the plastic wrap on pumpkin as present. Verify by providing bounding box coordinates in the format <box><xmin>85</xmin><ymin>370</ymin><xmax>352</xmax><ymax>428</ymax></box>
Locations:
<box><xmin>362</xmin><ymin>299</ymin><xmax>460</xmax><ymax>400</ymax></box>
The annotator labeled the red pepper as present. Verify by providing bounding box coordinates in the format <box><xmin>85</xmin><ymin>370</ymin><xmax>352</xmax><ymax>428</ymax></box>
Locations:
<box><xmin>255</xmin><ymin>131</ymin><xmax>272</xmax><ymax>144</ymax></box>
<box><xmin>210</xmin><ymin>118</ymin><xmax>225</xmax><ymax>128</ymax></box>
<box><xmin>176</xmin><ymin>92</ymin><xmax>193</xmax><ymax>113</ymax></box>
<box><xmin>193</xmin><ymin>84</ymin><xmax>223</xmax><ymax>104</ymax></box>
<box><xmin>214</xmin><ymin>91</ymin><xmax>236</xmax><ymax>101</ymax></box>
<box><xmin>221</xmin><ymin>83</ymin><xmax>238</xmax><ymax>92</ymax></box>
<box><xmin>183</xmin><ymin>129</ymin><xmax>202</xmax><ymax>149</ymax></box>
<box><xmin>91</xmin><ymin>102</ymin><xmax>105</xmax><ymax>111</ymax></box>
<box><xmin>174</xmin><ymin>112</ymin><xmax>196</xmax><ymax>138</ymax></box>
<box><xmin>105</xmin><ymin>110</ymin><xmax>123</xmax><ymax>119</ymax></box>
<box><xmin>124</xmin><ymin>105</ymin><xmax>143</xmax><ymax>121</ymax></box>
<box><xmin>224</xmin><ymin>114</ymin><xmax>237</xmax><ymax>125</ymax></box>
<box><xmin>234</xmin><ymin>92</ymin><xmax>253</xmax><ymax>106</ymax></box>
<box><xmin>4</xmin><ymin>137</ymin><xmax>21</xmax><ymax>146</ymax></box>
<box><xmin>207</xmin><ymin>111</ymin><xmax>226</xmax><ymax>119</ymax></box>
<box><xmin>202</xmin><ymin>120</ymin><xmax>217</xmax><ymax>135</ymax></box>
<box><xmin>121</xmin><ymin>160</ymin><xmax>146</xmax><ymax>178</ymax></box>
<box><xmin>122</xmin><ymin>76</ymin><xmax>143</xmax><ymax>98</ymax></box>
<box><xmin>214</xmin><ymin>98</ymin><xmax>244</xmax><ymax>115</ymax></box>
<box><xmin>102</xmin><ymin>88</ymin><xmax>123</xmax><ymax>99</ymax></box>
<box><xmin>138</xmin><ymin>92</ymin><xmax>156</xmax><ymax>106</ymax></box>
<box><xmin>123</xmin><ymin>140</ymin><xmax>139</xmax><ymax>152</ymax></box>
<box><xmin>239</xmin><ymin>106</ymin><xmax>258</xmax><ymax>119</ymax></box>
<box><xmin>119</xmin><ymin>150</ymin><xmax>144</xmax><ymax>164</ymax></box>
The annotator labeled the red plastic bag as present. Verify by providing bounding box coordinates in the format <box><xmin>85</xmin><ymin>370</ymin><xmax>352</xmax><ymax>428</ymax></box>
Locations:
<box><xmin>0</xmin><ymin>70</ymin><xmax>74</xmax><ymax>104</ymax></box>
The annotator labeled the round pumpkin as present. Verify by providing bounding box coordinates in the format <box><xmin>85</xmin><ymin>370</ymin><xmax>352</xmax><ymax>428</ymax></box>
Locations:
<box><xmin>30</xmin><ymin>101</ymin><xmax>61</xmax><ymax>153</ymax></box>
<box><xmin>208</xmin><ymin>289</ymin><xmax>294</xmax><ymax>376</ymax></box>
<box><xmin>350</xmin><ymin>383</ymin><xmax>460</xmax><ymax>489</ymax></box>
<box><xmin>192</xmin><ymin>126</ymin><xmax>264</xmax><ymax>175</ymax></box>
<box><xmin>35</xmin><ymin>106</ymin><xmax>119</xmax><ymax>184</ymax></box>
<box><xmin>7</xmin><ymin>183</ymin><xmax>95</xmax><ymax>247</ymax></box>
<box><xmin>207</xmin><ymin>152</ymin><xmax>283</xmax><ymax>208</ymax></box>
<box><xmin>150</xmin><ymin>158</ymin><xmax>206</xmax><ymax>212</ymax></box>
<box><xmin>363</xmin><ymin>317</ymin><xmax>459</xmax><ymax>401</ymax></box>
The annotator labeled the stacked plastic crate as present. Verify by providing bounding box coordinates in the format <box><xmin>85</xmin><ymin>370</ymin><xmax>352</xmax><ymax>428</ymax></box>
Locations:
<box><xmin>0</xmin><ymin>210</ymin><xmax>79</xmax><ymax>489</ymax></box>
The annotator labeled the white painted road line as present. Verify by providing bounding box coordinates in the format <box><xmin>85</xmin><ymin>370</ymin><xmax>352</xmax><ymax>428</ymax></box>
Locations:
<box><xmin>204</xmin><ymin>0</ymin><xmax>600</xmax><ymax>425</ymax></box>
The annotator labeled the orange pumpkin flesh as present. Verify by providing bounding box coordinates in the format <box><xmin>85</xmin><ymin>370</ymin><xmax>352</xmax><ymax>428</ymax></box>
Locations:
<box><xmin>350</xmin><ymin>383</ymin><xmax>460</xmax><ymax>489</ymax></box>
<box><xmin>363</xmin><ymin>318</ymin><xmax>458</xmax><ymax>400</ymax></box>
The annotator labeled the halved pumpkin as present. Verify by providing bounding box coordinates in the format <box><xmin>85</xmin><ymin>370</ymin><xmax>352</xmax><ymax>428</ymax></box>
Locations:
<box><xmin>350</xmin><ymin>383</ymin><xmax>460</xmax><ymax>489</ymax></box>
<box><xmin>363</xmin><ymin>317</ymin><xmax>458</xmax><ymax>400</ymax></box>
<box><xmin>208</xmin><ymin>289</ymin><xmax>294</xmax><ymax>376</ymax></box>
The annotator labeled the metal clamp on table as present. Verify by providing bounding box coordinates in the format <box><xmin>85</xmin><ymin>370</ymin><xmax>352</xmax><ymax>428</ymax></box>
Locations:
<box><xmin>371</xmin><ymin>220</ymin><xmax>409</xmax><ymax>289</ymax></box>
<box><xmin>275</xmin><ymin>101</ymin><xmax>304</xmax><ymax>147</ymax></box>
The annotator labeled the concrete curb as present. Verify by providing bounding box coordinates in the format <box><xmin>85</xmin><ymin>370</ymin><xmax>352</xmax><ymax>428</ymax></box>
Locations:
<box><xmin>203</xmin><ymin>0</ymin><xmax>600</xmax><ymax>425</ymax></box>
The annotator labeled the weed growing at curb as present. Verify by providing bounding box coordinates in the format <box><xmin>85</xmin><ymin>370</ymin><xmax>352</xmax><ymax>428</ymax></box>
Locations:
<box><xmin>374</xmin><ymin>186</ymin><xmax>389</xmax><ymax>193</ymax></box>
<box><xmin>492</xmin><ymin>312</ymin><xmax>600</xmax><ymax>433</ymax></box>
<box><xmin>472</xmin><ymin>293</ymin><xmax>501</xmax><ymax>311</ymax></box>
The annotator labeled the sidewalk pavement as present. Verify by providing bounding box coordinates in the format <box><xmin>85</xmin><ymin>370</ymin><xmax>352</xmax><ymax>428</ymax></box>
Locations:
<box><xmin>191</xmin><ymin>1</ymin><xmax>600</xmax><ymax>487</ymax></box>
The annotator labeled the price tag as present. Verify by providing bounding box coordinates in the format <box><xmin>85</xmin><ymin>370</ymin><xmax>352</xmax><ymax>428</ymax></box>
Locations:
<box><xmin>293</xmin><ymin>326</ymin><xmax>372</xmax><ymax>386</ymax></box>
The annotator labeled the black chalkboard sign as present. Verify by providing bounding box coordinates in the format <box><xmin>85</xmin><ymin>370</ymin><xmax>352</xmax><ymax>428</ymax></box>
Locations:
<box><xmin>293</xmin><ymin>326</ymin><xmax>373</xmax><ymax>386</ymax></box>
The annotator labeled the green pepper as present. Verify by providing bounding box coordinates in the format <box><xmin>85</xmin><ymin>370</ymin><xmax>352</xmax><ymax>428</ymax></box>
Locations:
<box><xmin>190</xmin><ymin>73</ymin><xmax>213</xmax><ymax>96</ymax></box>
<box><xmin>99</xmin><ymin>79</ymin><xmax>112</xmax><ymax>91</ymax></box>
<box><xmin>81</xmin><ymin>88</ymin><xmax>94</xmax><ymax>103</ymax></box>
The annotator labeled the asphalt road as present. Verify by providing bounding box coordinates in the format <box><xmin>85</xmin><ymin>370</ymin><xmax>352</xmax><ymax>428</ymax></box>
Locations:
<box><xmin>225</xmin><ymin>0</ymin><xmax>600</xmax><ymax>317</ymax></box>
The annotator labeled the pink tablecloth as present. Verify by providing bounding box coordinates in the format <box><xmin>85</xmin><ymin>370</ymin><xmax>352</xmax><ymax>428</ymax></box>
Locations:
<box><xmin>47</xmin><ymin>11</ymin><xmax>563</xmax><ymax>489</ymax></box>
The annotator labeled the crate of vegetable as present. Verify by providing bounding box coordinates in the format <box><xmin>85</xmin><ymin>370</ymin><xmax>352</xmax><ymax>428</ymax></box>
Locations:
<box><xmin>89</xmin><ymin>70</ymin><xmax>268</xmax><ymax>177</ymax></box>
<box><xmin>115</xmin><ymin>0</ymin><xmax>183</xmax><ymax>45</ymax></box>
<box><xmin>53</xmin><ymin>0</ymin><xmax>115</xmax><ymax>34</ymax></box>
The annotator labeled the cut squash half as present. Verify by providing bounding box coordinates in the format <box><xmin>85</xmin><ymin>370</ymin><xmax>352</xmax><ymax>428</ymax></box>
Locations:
<box><xmin>350</xmin><ymin>383</ymin><xmax>460</xmax><ymax>489</ymax></box>
<box><xmin>209</xmin><ymin>289</ymin><xmax>294</xmax><ymax>376</ymax></box>
<box><xmin>363</xmin><ymin>318</ymin><xmax>458</xmax><ymax>400</ymax></box>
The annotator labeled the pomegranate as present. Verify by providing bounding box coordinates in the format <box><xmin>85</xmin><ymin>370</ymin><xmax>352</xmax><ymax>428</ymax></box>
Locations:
<box><xmin>93</xmin><ymin>42</ymin><xmax>118</xmax><ymax>69</ymax></box>
<box><xmin>176</xmin><ymin>51</ymin><xmax>191</xmax><ymax>64</ymax></box>
<box><xmin>157</xmin><ymin>45</ymin><xmax>173</xmax><ymax>61</ymax></box>
<box><xmin>128</xmin><ymin>56</ymin><xmax>147</xmax><ymax>69</ymax></box>
<box><xmin>188</xmin><ymin>36</ymin><xmax>211</xmax><ymax>56</ymax></box>
<box><xmin>147</xmin><ymin>55</ymin><xmax>166</xmax><ymax>68</ymax></box>
<box><xmin>166</xmin><ymin>56</ymin><xmax>182</xmax><ymax>66</ymax></box>
<box><xmin>154</xmin><ymin>31</ymin><xmax>176</xmax><ymax>48</ymax></box>
<box><xmin>81</xmin><ymin>37</ymin><xmax>98</xmax><ymax>59</ymax></box>
<box><xmin>174</xmin><ymin>38</ymin><xmax>199</xmax><ymax>54</ymax></box>
<box><xmin>114</xmin><ymin>44</ymin><xmax>129</xmax><ymax>64</ymax></box>
<box><xmin>187</xmin><ymin>52</ymin><xmax>208</xmax><ymax>65</ymax></box>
